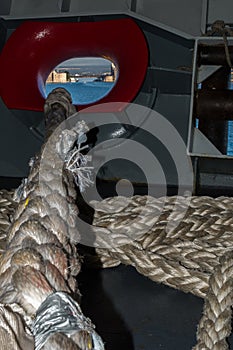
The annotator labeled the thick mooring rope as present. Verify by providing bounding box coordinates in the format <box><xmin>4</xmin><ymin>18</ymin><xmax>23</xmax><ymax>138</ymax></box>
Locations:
<box><xmin>1</xmin><ymin>193</ymin><xmax>233</xmax><ymax>348</ymax></box>
<box><xmin>90</xmin><ymin>195</ymin><xmax>233</xmax><ymax>297</ymax></box>
<box><xmin>0</xmin><ymin>89</ymin><xmax>233</xmax><ymax>348</ymax></box>
<box><xmin>0</xmin><ymin>190</ymin><xmax>17</xmax><ymax>253</ymax></box>
<box><xmin>0</xmin><ymin>88</ymin><xmax>104</xmax><ymax>350</ymax></box>
<box><xmin>89</xmin><ymin>195</ymin><xmax>233</xmax><ymax>348</ymax></box>
<box><xmin>194</xmin><ymin>251</ymin><xmax>233</xmax><ymax>350</ymax></box>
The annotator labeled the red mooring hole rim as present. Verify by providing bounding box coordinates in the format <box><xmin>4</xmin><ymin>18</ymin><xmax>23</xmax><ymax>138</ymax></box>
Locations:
<box><xmin>0</xmin><ymin>18</ymin><xmax>148</xmax><ymax>113</ymax></box>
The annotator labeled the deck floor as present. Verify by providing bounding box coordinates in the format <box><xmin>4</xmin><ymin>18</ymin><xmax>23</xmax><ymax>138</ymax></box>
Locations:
<box><xmin>78</xmin><ymin>264</ymin><xmax>230</xmax><ymax>350</ymax></box>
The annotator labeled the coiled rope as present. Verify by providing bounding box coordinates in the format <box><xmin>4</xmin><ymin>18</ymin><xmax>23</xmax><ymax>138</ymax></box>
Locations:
<box><xmin>90</xmin><ymin>195</ymin><xmax>233</xmax><ymax>349</ymax></box>
<box><xmin>1</xmin><ymin>192</ymin><xmax>233</xmax><ymax>348</ymax></box>
<box><xmin>0</xmin><ymin>89</ymin><xmax>233</xmax><ymax>348</ymax></box>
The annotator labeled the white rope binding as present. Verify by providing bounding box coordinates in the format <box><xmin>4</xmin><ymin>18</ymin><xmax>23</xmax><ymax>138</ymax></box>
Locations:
<box><xmin>65</xmin><ymin>131</ymin><xmax>93</xmax><ymax>192</ymax></box>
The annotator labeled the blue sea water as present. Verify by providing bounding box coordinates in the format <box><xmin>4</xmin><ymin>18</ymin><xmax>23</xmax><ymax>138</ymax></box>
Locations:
<box><xmin>45</xmin><ymin>81</ymin><xmax>114</xmax><ymax>105</ymax></box>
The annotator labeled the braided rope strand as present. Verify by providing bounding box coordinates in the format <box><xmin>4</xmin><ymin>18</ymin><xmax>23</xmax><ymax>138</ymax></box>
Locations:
<box><xmin>0</xmin><ymin>87</ymin><xmax>233</xmax><ymax>347</ymax></box>
<box><xmin>193</xmin><ymin>251</ymin><xmax>233</xmax><ymax>349</ymax></box>
<box><xmin>1</xmin><ymin>190</ymin><xmax>233</xmax><ymax>348</ymax></box>
<box><xmin>0</xmin><ymin>88</ymin><xmax>104</xmax><ymax>349</ymax></box>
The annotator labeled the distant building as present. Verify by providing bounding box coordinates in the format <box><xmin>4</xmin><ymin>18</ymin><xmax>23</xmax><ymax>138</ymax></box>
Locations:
<box><xmin>111</xmin><ymin>62</ymin><xmax>117</xmax><ymax>80</ymax></box>
<box><xmin>46</xmin><ymin>70</ymin><xmax>70</xmax><ymax>83</ymax></box>
<box><xmin>103</xmin><ymin>75</ymin><xmax>114</xmax><ymax>82</ymax></box>
<box><xmin>103</xmin><ymin>62</ymin><xmax>117</xmax><ymax>82</ymax></box>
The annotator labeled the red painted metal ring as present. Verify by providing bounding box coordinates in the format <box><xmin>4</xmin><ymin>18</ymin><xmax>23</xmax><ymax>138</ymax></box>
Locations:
<box><xmin>0</xmin><ymin>18</ymin><xmax>148</xmax><ymax>112</ymax></box>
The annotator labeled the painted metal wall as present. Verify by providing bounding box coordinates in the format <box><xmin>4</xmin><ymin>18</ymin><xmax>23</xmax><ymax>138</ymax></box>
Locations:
<box><xmin>207</xmin><ymin>0</ymin><xmax>233</xmax><ymax>26</ymax></box>
<box><xmin>0</xmin><ymin>0</ymin><xmax>207</xmax><ymax>36</ymax></box>
<box><xmin>2</xmin><ymin>0</ymin><xmax>233</xmax><ymax>37</ymax></box>
<box><xmin>0</xmin><ymin>0</ymin><xmax>130</xmax><ymax>18</ymax></box>
<box><xmin>135</xmin><ymin>0</ymin><xmax>207</xmax><ymax>36</ymax></box>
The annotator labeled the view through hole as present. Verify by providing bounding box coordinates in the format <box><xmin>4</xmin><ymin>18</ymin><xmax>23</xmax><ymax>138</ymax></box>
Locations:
<box><xmin>45</xmin><ymin>57</ymin><xmax>118</xmax><ymax>105</ymax></box>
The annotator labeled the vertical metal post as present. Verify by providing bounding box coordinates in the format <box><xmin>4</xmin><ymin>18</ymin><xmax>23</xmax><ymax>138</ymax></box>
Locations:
<box><xmin>131</xmin><ymin>0</ymin><xmax>137</xmax><ymax>12</ymax></box>
<box><xmin>61</xmin><ymin>0</ymin><xmax>71</xmax><ymax>13</ymax></box>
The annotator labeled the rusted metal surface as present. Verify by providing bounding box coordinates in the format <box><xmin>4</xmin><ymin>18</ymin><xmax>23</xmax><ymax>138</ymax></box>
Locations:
<box><xmin>198</xmin><ymin>45</ymin><xmax>233</xmax><ymax>66</ymax></box>
<box><xmin>197</xmin><ymin>90</ymin><xmax>233</xmax><ymax>120</ymax></box>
